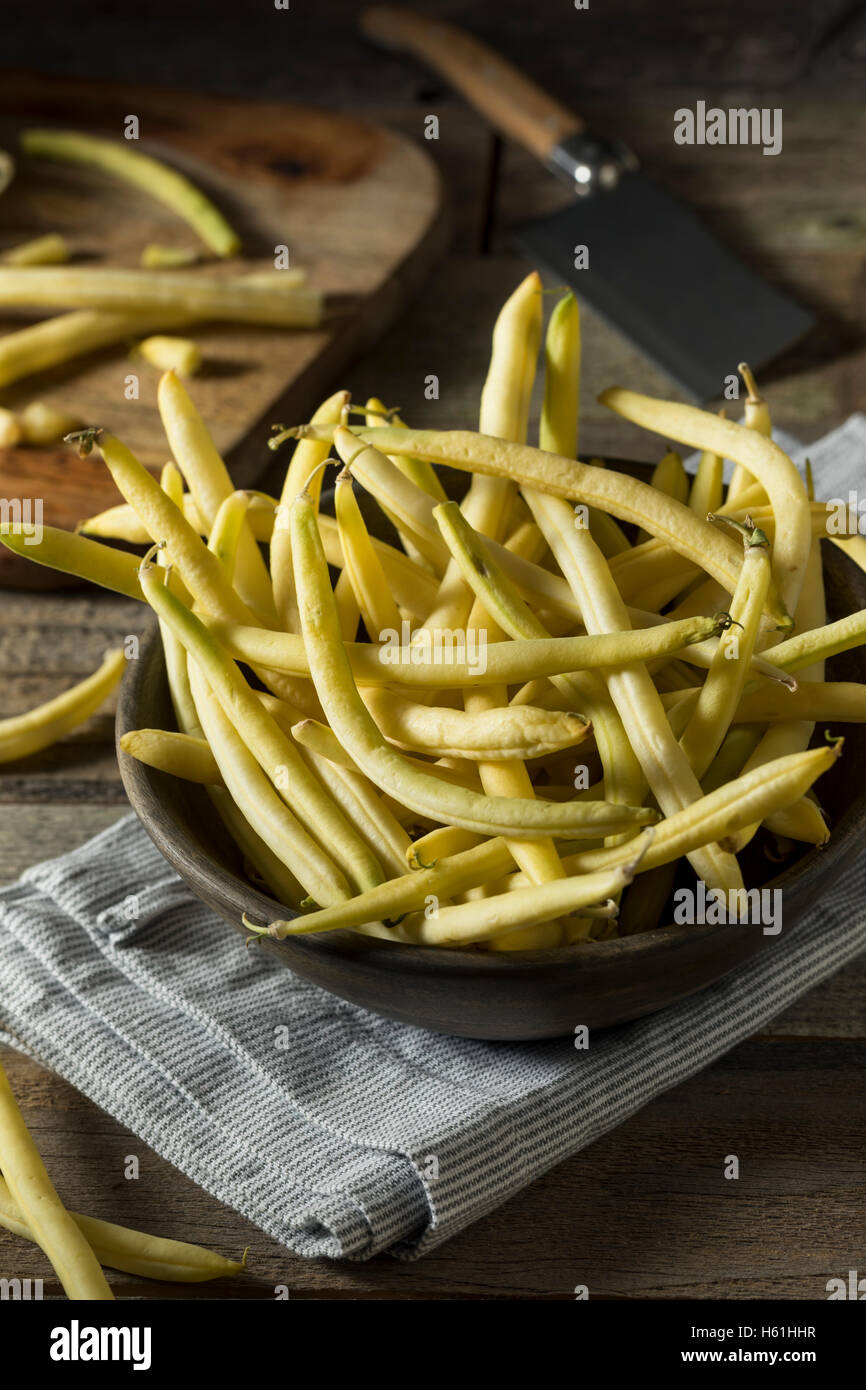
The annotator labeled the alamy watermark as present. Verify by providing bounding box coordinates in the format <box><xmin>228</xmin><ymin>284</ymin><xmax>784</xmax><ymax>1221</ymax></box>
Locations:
<box><xmin>827</xmin><ymin>1269</ymin><xmax>866</xmax><ymax>1299</ymax></box>
<box><xmin>673</xmin><ymin>881</ymin><xmax>783</xmax><ymax>935</ymax></box>
<box><xmin>674</xmin><ymin>102</ymin><xmax>782</xmax><ymax>157</ymax></box>
<box><xmin>49</xmin><ymin>1322</ymin><xmax>151</xmax><ymax>1370</ymax></box>
<box><xmin>1</xmin><ymin>1277</ymin><xmax>43</xmax><ymax>1300</ymax></box>
<box><xmin>378</xmin><ymin>621</ymin><xmax>488</xmax><ymax>675</ymax></box>
<box><xmin>0</xmin><ymin>497</ymin><xmax>43</xmax><ymax>545</ymax></box>
<box><xmin>826</xmin><ymin>492</ymin><xmax>866</xmax><ymax>536</ymax></box>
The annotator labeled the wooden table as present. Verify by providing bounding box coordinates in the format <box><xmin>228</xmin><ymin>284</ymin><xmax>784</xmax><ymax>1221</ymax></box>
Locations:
<box><xmin>2</xmin><ymin>0</ymin><xmax>865</xmax><ymax>1299</ymax></box>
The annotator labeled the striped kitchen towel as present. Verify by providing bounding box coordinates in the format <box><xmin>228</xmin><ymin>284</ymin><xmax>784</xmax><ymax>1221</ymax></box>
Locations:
<box><xmin>0</xmin><ymin>416</ymin><xmax>864</xmax><ymax>1261</ymax></box>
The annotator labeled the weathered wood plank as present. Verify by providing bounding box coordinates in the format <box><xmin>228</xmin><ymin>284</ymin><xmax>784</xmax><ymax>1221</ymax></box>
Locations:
<box><xmin>0</xmin><ymin>776</ymin><xmax>126</xmax><ymax>806</ymax></box>
<box><xmin>0</xmin><ymin>0</ymin><xmax>855</xmax><ymax>102</ymax></box>
<box><xmin>0</xmin><ymin>74</ymin><xmax>445</xmax><ymax>473</ymax></box>
<box><xmin>0</xmin><ymin>806</ymin><xmax>127</xmax><ymax>883</ymax></box>
<box><xmin>758</xmin><ymin>958</ymin><xmax>866</xmax><ymax>1038</ymax></box>
<box><xmin>0</xmin><ymin>1038</ymin><xmax>862</xmax><ymax>1298</ymax></box>
<box><xmin>0</xmin><ymin>601</ymin><xmax>144</xmax><ymax>677</ymax></box>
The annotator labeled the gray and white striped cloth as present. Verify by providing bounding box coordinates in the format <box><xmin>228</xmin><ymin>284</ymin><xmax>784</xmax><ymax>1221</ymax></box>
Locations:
<box><xmin>0</xmin><ymin>416</ymin><xmax>864</xmax><ymax>1261</ymax></box>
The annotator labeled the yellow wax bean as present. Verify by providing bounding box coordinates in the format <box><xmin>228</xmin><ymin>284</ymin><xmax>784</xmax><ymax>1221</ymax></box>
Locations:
<box><xmin>0</xmin><ymin>406</ymin><xmax>21</xmax><ymax>445</ymax></box>
<box><xmin>403</xmin><ymin>861</ymin><xmax>634</xmax><ymax>948</ymax></box>
<box><xmin>259</xmin><ymin>838</ymin><xmax>515</xmax><ymax>938</ymax></box>
<box><xmin>207</xmin><ymin>785</ymin><xmax>305</xmax><ymax>910</ymax></box>
<box><xmin>0</xmin><ymin>264</ymin><xmax>319</xmax><ymax>326</ymax></box>
<box><xmin>0</xmin><ymin>1175</ymin><xmax>243</xmax><ymax>1284</ymax></box>
<box><xmin>700</xmin><ymin>726</ymin><xmax>761</xmax><ymax>794</ymax></box>
<box><xmin>0</xmin><ymin>265</ymin><xmax>321</xmax><ymax>323</ymax></box>
<box><xmin>157</xmin><ymin>372</ymin><xmax>276</xmax><ymax>624</ymax></box>
<box><xmin>334</xmin><ymin>469</ymin><xmax>402</xmax><ymax>639</ymax></box>
<box><xmin>0</xmin><ymin>648</ymin><xmax>126</xmax><ymax>762</ymax></box>
<box><xmin>525</xmin><ymin>489</ymin><xmax>743</xmax><ymax>893</ymax></box>
<box><xmin>433</xmin><ymin>498</ymin><xmax>645</xmax><ymax>814</ymax></box>
<box><xmin>636</xmin><ymin>449</ymin><xmax>687</xmax><ymax>543</ymax></box>
<box><xmin>653</xmin><ymin>449</ymin><xmax>689</xmax><ymax>504</ymax></box>
<box><xmin>208</xmin><ymin>490</ymin><xmax>251</xmax><ymax>585</ymax></box>
<box><xmin>465</xmin><ymin>276</ymin><xmax>565</xmax><ymax>950</ymax></box>
<box><xmin>290</xmin><ymin>717</ymin><xmax>483</xmax><ymax>791</ymax></box>
<box><xmin>588</xmin><ymin>507</ymin><xmax>631</xmax><ymax>558</ymax></box>
<box><xmin>263</xmin><ymin>742</ymin><xmax>839</xmax><ymax>940</ymax></box>
<box><xmin>609</xmin><ymin>539</ymin><xmax>697</xmax><ymax>602</ymax></box>
<box><xmin>599</xmin><ymin>386</ymin><xmax>809</xmax><ymax>617</ymax></box>
<box><xmin>0</xmin><ymin>267</ymin><xmax>304</xmax><ymax>388</ymax></box>
<box><xmin>283</xmin><ymin>421</ymin><xmax>790</xmax><ymax>628</ymax></box>
<box><xmin>138</xmin><ymin>334</ymin><xmax>202</xmax><ymax>376</ymax></box>
<box><xmin>542</xmin><ymin>291</ymin><xmax>581</xmax><ymax>458</ymax></box>
<box><xmin>732</xmin><ymin>681</ymin><xmax>866</xmax><ymax>723</ymax></box>
<box><xmin>21</xmin><ymin>128</ymin><xmax>241</xmax><ymax>256</ymax></box>
<box><xmin>0</xmin><ymin>308</ymin><xmax>190</xmax><ymax>389</ymax></box>
<box><xmin>755</xmin><ymin>527</ymin><xmax>829</xmax><ymax>846</ymax></box>
<box><xmin>552</xmin><ymin>743</ymin><xmax>840</xmax><ymax>877</ymax></box>
<box><xmin>271</xmin><ymin>389</ymin><xmax>349</xmax><ymax>632</ymax></box>
<box><xmin>208</xmin><ymin>612</ymin><xmax>724</xmax><ymax>687</ymax></box>
<box><xmin>718</xmin><ymin>479</ymin><xmax>766</xmax><ymax>515</ymax></box>
<box><xmin>333</xmin><ymin>426</ymin><xmax>450</xmax><ymax>573</ymax></box>
<box><xmin>715</xmin><ymin>502</ymin><xmax>853</xmax><ymax>539</ymax></box>
<box><xmin>365</xmin><ymin>397</ymin><xmax>446</xmax><ymax>502</ymax></box>
<box><xmin>759</xmin><ymin>798</ymin><xmax>829</xmax><ymax>846</ymax></box>
<box><xmin>727</xmin><ymin>362</ymin><xmax>771</xmax><ymax>503</ymax></box>
<box><xmin>18</xmin><ymin>400</ymin><xmax>81</xmax><ymax>444</ymax></box>
<box><xmin>290</xmin><ymin>488</ymin><xmax>655</xmax><ymax>840</ymax></box>
<box><xmin>318</xmin><ymin>515</ymin><xmax>440</xmax><ymax>619</ymax></box>
<box><xmin>762</xmin><ymin>609</ymin><xmax>866</xmax><ymax>674</ymax></box>
<box><xmin>679</xmin><ymin>524</ymin><xmax>771</xmax><ymax>779</ymax></box>
<box><xmin>0</xmin><ymin>269</ymin><xmax>298</xmax><ymax>386</ymax></box>
<box><xmin>97</xmin><ymin>431</ymin><xmax>256</xmax><ymax>622</ymax></box>
<box><xmin>120</xmin><ymin>728</ymin><xmax>220</xmax><ymax>784</ymax></box>
<box><xmin>139</xmin><ymin>560</ymin><xmax>385</xmax><ymax>894</ymax></box>
<box><xmin>417</xmin><ymin>272</ymin><xmax>543</xmax><ymax>639</ymax></box>
<box><xmin>361</xmin><ymin>686</ymin><xmax>591</xmax><ymax>759</ymax></box>
<box><xmin>333</xmin><ymin>566</ymin><xmax>361</xmax><ymax>641</ymax></box>
<box><xmin>689</xmin><ymin>432</ymin><xmax>724</xmax><ymax>518</ymax></box>
<box><xmin>0</xmin><ymin>1058</ymin><xmax>113</xmax><ymax>1299</ymax></box>
<box><xmin>1</xmin><ymin>232</ymin><xmax>70</xmax><ymax>265</ymax></box>
<box><xmin>407</xmin><ymin>825</ymin><xmax>483</xmax><ymax>869</ymax></box>
<box><xmin>95</xmin><ymin>440</ymin><xmax>306</xmax><ymax>708</ymax></box>
<box><xmin>140</xmin><ymin>243</ymin><xmax>200</xmax><ymax>268</ymax></box>
<box><xmin>537</xmin><ymin>284</ymin><xmax>647</xmax><ymax>887</ymax></box>
<box><xmin>187</xmin><ymin>662</ymin><xmax>350</xmax><ymax>907</ymax></box>
<box><xmin>296</xmin><ymin>745</ymin><xmax>411</xmax><ymax>878</ymax></box>
<box><xmin>363</xmin><ymin>398</ymin><xmax>444</xmax><ymax>570</ymax></box>
<box><xmin>156</xmin><ymin>462</ymin><xmax>202</xmax><ymax>737</ymax></box>
<box><xmin>80</xmin><ymin>492</ymin><xmax>273</xmax><ymax>544</ymax></box>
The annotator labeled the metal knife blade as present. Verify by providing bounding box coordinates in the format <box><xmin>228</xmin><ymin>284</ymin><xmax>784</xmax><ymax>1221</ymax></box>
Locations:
<box><xmin>513</xmin><ymin>169</ymin><xmax>814</xmax><ymax>402</ymax></box>
<box><xmin>360</xmin><ymin>7</ymin><xmax>815</xmax><ymax>403</ymax></box>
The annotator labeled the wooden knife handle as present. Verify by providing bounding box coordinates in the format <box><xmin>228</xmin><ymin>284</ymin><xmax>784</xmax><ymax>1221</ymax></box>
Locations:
<box><xmin>360</xmin><ymin>6</ymin><xmax>583</xmax><ymax>163</ymax></box>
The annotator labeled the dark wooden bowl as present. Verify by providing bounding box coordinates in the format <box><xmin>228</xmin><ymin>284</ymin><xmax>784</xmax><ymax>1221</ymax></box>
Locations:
<box><xmin>116</xmin><ymin>488</ymin><xmax>866</xmax><ymax>1040</ymax></box>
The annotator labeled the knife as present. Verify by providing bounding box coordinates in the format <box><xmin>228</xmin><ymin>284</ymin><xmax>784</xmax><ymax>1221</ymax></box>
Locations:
<box><xmin>360</xmin><ymin>6</ymin><xmax>814</xmax><ymax>402</ymax></box>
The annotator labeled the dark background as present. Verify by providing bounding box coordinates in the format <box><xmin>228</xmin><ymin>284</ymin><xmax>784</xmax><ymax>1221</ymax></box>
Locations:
<box><xmin>3</xmin><ymin>0</ymin><xmax>866</xmax><ymax>100</ymax></box>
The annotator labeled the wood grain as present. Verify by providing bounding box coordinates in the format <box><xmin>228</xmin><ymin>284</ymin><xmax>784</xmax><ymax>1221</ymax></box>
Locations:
<box><xmin>1</xmin><ymin>1038</ymin><xmax>862</xmax><ymax>1299</ymax></box>
<box><xmin>0</xmin><ymin>70</ymin><xmax>448</xmax><ymax>583</ymax></box>
<box><xmin>360</xmin><ymin>7</ymin><xmax>583</xmax><ymax>160</ymax></box>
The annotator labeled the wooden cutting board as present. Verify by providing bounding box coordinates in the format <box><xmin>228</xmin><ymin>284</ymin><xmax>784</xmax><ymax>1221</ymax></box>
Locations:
<box><xmin>0</xmin><ymin>71</ymin><xmax>448</xmax><ymax>587</ymax></box>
